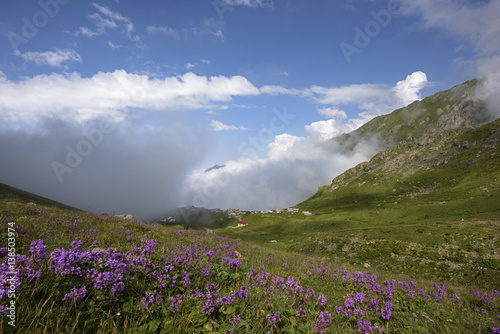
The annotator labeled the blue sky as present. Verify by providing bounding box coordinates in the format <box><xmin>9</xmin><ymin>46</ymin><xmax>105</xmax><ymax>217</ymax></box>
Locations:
<box><xmin>1</xmin><ymin>0</ymin><xmax>499</xmax><ymax>219</ymax></box>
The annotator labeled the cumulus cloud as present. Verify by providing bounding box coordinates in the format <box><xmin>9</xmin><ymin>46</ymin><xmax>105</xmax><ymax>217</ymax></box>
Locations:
<box><xmin>0</xmin><ymin>69</ymin><xmax>259</xmax><ymax>219</ymax></box>
<box><xmin>306</xmin><ymin>71</ymin><xmax>428</xmax><ymax>132</ymax></box>
<box><xmin>0</xmin><ymin>70</ymin><xmax>260</xmax><ymax>124</ymax></box>
<box><xmin>14</xmin><ymin>49</ymin><xmax>82</xmax><ymax>68</ymax></box>
<box><xmin>209</xmin><ymin>120</ymin><xmax>249</xmax><ymax>131</ymax></box>
<box><xmin>181</xmin><ymin>72</ymin><xmax>428</xmax><ymax>211</ymax></box>
<box><xmin>260</xmin><ymin>71</ymin><xmax>428</xmax><ymax>122</ymax></box>
<box><xmin>181</xmin><ymin>128</ymin><xmax>378</xmax><ymax>211</ymax></box>
<box><xmin>305</xmin><ymin>119</ymin><xmax>351</xmax><ymax>141</ymax></box>
<box><xmin>393</xmin><ymin>71</ymin><xmax>428</xmax><ymax>106</ymax></box>
<box><xmin>308</xmin><ymin>71</ymin><xmax>427</xmax><ymax>113</ymax></box>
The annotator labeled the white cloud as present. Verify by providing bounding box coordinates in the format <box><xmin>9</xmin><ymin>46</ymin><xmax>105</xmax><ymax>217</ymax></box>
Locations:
<box><xmin>259</xmin><ymin>85</ymin><xmax>301</xmax><ymax>95</ymax></box>
<box><xmin>107</xmin><ymin>41</ymin><xmax>121</xmax><ymax>50</ymax></box>
<box><xmin>266</xmin><ymin>133</ymin><xmax>304</xmax><ymax>159</ymax></box>
<box><xmin>195</xmin><ymin>18</ymin><xmax>225</xmax><ymax>40</ymax></box>
<box><xmin>221</xmin><ymin>0</ymin><xmax>274</xmax><ymax>9</ymax></box>
<box><xmin>182</xmin><ymin>120</ymin><xmax>378</xmax><ymax>210</ymax></box>
<box><xmin>211</xmin><ymin>29</ymin><xmax>225</xmax><ymax>39</ymax></box>
<box><xmin>0</xmin><ymin>70</ymin><xmax>260</xmax><ymax>124</ymax></box>
<box><xmin>308</xmin><ymin>71</ymin><xmax>428</xmax><ymax>130</ymax></box>
<box><xmin>258</xmin><ymin>72</ymin><xmax>428</xmax><ymax>136</ymax></box>
<box><xmin>306</xmin><ymin>83</ymin><xmax>388</xmax><ymax>105</ymax></box>
<box><xmin>400</xmin><ymin>0</ymin><xmax>500</xmax><ymax>56</ymax></box>
<box><xmin>201</xmin><ymin>59</ymin><xmax>211</xmax><ymax>64</ymax></box>
<box><xmin>263</xmin><ymin>71</ymin><xmax>428</xmax><ymax>134</ymax></box>
<box><xmin>399</xmin><ymin>1</ymin><xmax>500</xmax><ymax>120</ymax></box>
<box><xmin>182</xmin><ymin>72</ymin><xmax>430</xmax><ymax>211</ymax></box>
<box><xmin>392</xmin><ymin>71</ymin><xmax>428</xmax><ymax>106</ymax></box>
<box><xmin>14</xmin><ymin>49</ymin><xmax>82</xmax><ymax>68</ymax></box>
<box><xmin>305</xmin><ymin>119</ymin><xmax>352</xmax><ymax>141</ymax></box>
<box><xmin>78</xmin><ymin>3</ymin><xmax>137</xmax><ymax>40</ymax></box>
<box><xmin>146</xmin><ymin>26</ymin><xmax>180</xmax><ymax>40</ymax></box>
<box><xmin>209</xmin><ymin>120</ymin><xmax>249</xmax><ymax>131</ymax></box>
<box><xmin>318</xmin><ymin>107</ymin><xmax>347</xmax><ymax>119</ymax></box>
<box><xmin>77</xmin><ymin>26</ymin><xmax>101</xmax><ymax>37</ymax></box>
<box><xmin>185</xmin><ymin>62</ymin><xmax>195</xmax><ymax>70</ymax></box>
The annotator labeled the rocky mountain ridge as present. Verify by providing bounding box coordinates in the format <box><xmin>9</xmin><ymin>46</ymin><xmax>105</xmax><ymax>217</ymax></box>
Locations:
<box><xmin>301</xmin><ymin>79</ymin><xmax>500</xmax><ymax>212</ymax></box>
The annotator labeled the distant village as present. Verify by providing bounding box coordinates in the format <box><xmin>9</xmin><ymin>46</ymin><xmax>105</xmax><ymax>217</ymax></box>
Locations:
<box><xmin>159</xmin><ymin>206</ymin><xmax>312</xmax><ymax>228</ymax></box>
<box><xmin>225</xmin><ymin>207</ymin><xmax>312</xmax><ymax>229</ymax></box>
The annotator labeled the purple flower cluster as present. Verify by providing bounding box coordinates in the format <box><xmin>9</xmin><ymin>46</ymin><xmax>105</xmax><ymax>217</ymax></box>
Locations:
<box><xmin>62</xmin><ymin>286</ymin><xmax>87</xmax><ymax>306</ymax></box>
<box><xmin>266</xmin><ymin>311</ymin><xmax>281</xmax><ymax>331</ymax></box>
<box><xmin>139</xmin><ymin>290</ymin><xmax>162</xmax><ymax>311</ymax></box>
<box><xmin>316</xmin><ymin>293</ymin><xmax>327</xmax><ymax>306</ymax></box>
<box><xmin>228</xmin><ymin>314</ymin><xmax>241</xmax><ymax>326</ymax></box>
<box><xmin>29</xmin><ymin>239</ymin><xmax>47</xmax><ymax>261</ymax></box>
<box><xmin>314</xmin><ymin>311</ymin><xmax>332</xmax><ymax>333</ymax></box>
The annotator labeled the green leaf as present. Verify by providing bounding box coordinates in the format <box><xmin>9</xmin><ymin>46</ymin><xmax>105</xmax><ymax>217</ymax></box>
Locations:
<box><xmin>148</xmin><ymin>319</ymin><xmax>161</xmax><ymax>332</ymax></box>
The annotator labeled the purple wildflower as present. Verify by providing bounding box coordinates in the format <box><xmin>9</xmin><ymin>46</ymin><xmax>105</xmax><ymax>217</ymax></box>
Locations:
<box><xmin>369</xmin><ymin>298</ymin><xmax>379</xmax><ymax>312</ymax></box>
<box><xmin>0</xmin><ymin>305</ymin><xmax>10</xmax><ymax>314</ymax></box>
<box><xmin>357</xmin><ymin>320</ymin><xmax>372</xmax><ymax>334</ymax></box>
<box><xmin>201</xmin><ymin>299</ymin><xmax>215</xmax><ymax>315</ymax></box>
<box><xmin>314</xmin><ymin>311</ymin><xmax>332</xmax><ymax>333</ymax></box>
<box><xmin>169</xmin><ymin>294</ymin><xmax>183</xmax><ymax>313</ymax></box>
<box><xmin>317</xmin><ymin>293</ymin><xmax>327</xmax><ymax>306</ymax></box>
<box><xmin>62</xmin><ymin>286</ymin><xmax>87</xmax><ymax>307</ymax></box>
<box><xmin>266</xmin><ymin>311</ymin><xmax>281</xmax><ymax>331</ymax></box>
<box><xmin>307</xmin><ymin>288</ymin><xmax>316</xmax><ymax>298</ymax></box>
<box><xmin>228</xmin><ymin>314</ymin><xmax>241</xmax><ymax>326</ymax></box>
<box><xmin>354</xmin><ymin>292</ymin><xmax>365</xmax><ymax>304</ymax></box>
<box><xmin>29</xmin><ymin>239</ymin><xmax>47</xmax><ymax>261</ymax></box>
<box><xmin>71</xmin><ymin>240</ymin><xmax>83</xmax><ymax>251</ymax></box>
<box><xmin>139</xmin><ymin>290</ymin><xmax>162</xmax><ymax>311</ymax></box>
<box><xmin>296</xmin><ymin>308</ymin><xmax>307</xmax><ymax>317</ymax></box>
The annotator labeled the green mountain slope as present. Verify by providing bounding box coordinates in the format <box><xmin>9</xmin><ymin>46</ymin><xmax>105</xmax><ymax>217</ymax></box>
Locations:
<box><xmin>0</xmin><ymin>182</ymin><xmax>80</xmax><ymax>212</ymax></box>
<box><xmin>336</xmin><ymin>79</ymin><xmax>491</xmax><ymax>151</ymax></box>
<box><xmin>301</xmin><ymin>118</ymin><xmax>500</xmax><ymax>218</ymax></box>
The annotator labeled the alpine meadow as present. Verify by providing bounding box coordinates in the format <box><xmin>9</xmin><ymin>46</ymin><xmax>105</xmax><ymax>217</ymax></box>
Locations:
<box><xmin>1</xmin><ymin>1</ymin><xmax>500</xmax><ymax>333</ymax></box>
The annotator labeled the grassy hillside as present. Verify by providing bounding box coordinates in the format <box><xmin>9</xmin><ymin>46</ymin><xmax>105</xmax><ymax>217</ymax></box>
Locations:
<box><xmin>0</xmin><ymin>182</ymin><xmax>80</xmax><ymax>212</ymax></box>
<box><xmin>1</xmin><ymin>195</ymin><xmax>499</xmax><ymax>333</ymax></box>
<box><xmin>304</xmin><ymin>118</ymin><xmax>500</xmax><ymax>215</ymax></box>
